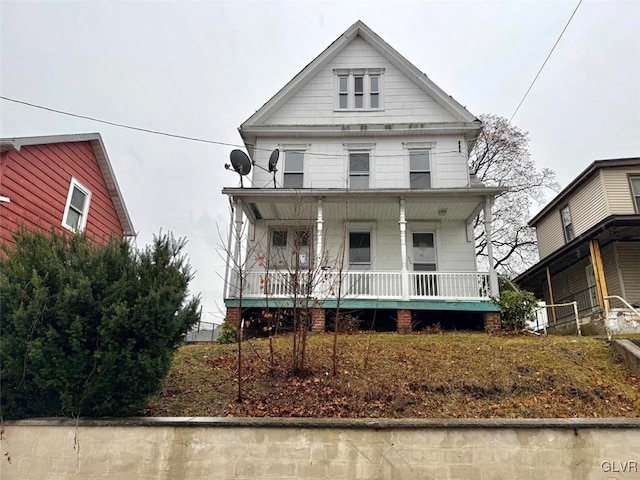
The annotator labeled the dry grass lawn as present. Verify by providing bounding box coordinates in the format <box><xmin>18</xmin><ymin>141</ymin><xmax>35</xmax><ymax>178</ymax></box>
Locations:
<box><xmin>142</xmin><ymin>332</ymin><xmax>640</xmax><ymax>418</ymax></box>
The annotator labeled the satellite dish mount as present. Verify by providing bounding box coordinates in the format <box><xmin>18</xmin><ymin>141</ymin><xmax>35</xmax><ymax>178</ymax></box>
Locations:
<box><xmin>268</xmin><ymin>149</ymin><xmax>279</xmax><ymax>188</ymax></box>
<box><xmin>225</xmin><ymin>149</ymin><xmax>252</xmax><ymax>187</ymax></box>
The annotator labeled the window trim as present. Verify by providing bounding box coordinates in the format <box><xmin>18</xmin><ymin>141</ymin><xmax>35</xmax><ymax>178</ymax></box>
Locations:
<box><xmin>348</xmin><ymin>230</ymin><xmax>372</xmax><ymax>266</ymax></box>
<box><xmin>334</xmin><ymin>68</ymin><xmax>384</xmax><ymax>111</ymax></box>
<box><xmin>410</xmin><ymin>230</ymin><xmax>438</xmax><ymax>270</ymax></box>
<box><xmin>281</xmin><ymin>146</ymin><xmax>307</xmax><ymax>188</ymax></box>
<box><xmin>629</xmin><ymin>174</ymin><xmax>640</xmax><ymax>213</ymax></box>
<box><xmin>404</xmin><ymin>142</ymin><xmax>435</xmax><ymax>189</ymax></box>
<box><xmin>348</xmin><ymin>151</ymin><xmax>370</xmax><ymax>189</ymax></box>
<box><xmin>409</xmin><ymin>150</ymin><xmax>431</xmax><ymax>189</ymax></box>
<box><xmin>560</xmin><ymin>205</ymin><xmax>575</xmax><ymax>243</ymax></box>
<box><xmin>62</xmin><ymin>177</ymin><xmax>91</xmax><ymax>233</ymax></box>
<box><xmin>344</xmin><ymin>143</ymin><xmax>375</xmax><ymax>189</ymax></box>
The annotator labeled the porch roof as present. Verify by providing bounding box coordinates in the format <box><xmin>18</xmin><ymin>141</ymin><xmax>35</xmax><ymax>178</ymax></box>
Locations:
<box><xmin>514</xmin><ymin>214</ymin><xmax>640</xmax><ymax>295</ymax></box>
<box><xmin>222</xmin><ymin>187</ymin><xmax>505</xmax><ymax>222</ymax></box>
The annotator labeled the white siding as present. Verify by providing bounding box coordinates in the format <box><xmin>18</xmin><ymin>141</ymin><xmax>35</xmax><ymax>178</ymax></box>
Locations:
<box><xmin>250</xmin><ymin>136</ymin><xmax>469</xmax><ymax>190</ymax></box>
<box><xmin>265</xmin><ymin>37</ymin><xmax>458</xmax><ymax>126</ymax></box>
<box><xmin>601</xmin><ymin>167</ymin><xmax>640</xmax><ymax>214</ymax></box>
<box><xmin>247</xmin><ymin>218</ymin><xmax>475</xmax><ymax>273</ymax></box>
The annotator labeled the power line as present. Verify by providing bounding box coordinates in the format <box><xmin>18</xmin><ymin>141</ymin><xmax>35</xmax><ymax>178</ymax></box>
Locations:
<box><xmin>0</xmin><ymin>95</ymin><xmax>247</xmax><ymax>149</ymax></box>
<box><xmin>1</xmin><ymin>95</ymin><xmax>469</xmax><ymax>160</ymax></box>
<box><xmin>510</xmin><ymin>0</ymin><xmax>582</xmax><ymax>122</ymax></box>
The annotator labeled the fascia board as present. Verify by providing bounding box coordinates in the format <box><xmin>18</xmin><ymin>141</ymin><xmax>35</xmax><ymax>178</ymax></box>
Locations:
<box><xmin>89</xmin><ymin>136</ymin><xmax>135</xmax><ymax>236</ymax></box>
<box><xmin>240</xmin><ymin>122</ymin><xmax>482</xmax><ymax>138</ymax></box>
<box><xmin>222</xmin><ymin>186</ymin><xmax>506</xmax><ymax>200</ymax></box>
<box><xmin>241</xmin><ymin>29</ymin><xmax>352</xmax><ymax>128</ymax></box>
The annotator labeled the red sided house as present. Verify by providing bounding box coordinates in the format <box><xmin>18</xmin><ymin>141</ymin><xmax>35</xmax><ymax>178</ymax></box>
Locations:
<box><xmin>0</xmin><ymin>133</ymin><xmax>134</xmax><ymax>245</ymax></box>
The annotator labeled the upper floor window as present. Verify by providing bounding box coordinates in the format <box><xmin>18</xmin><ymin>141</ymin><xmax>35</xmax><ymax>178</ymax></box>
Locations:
<box><xmin>410</xmin><ymin>151</ymin><xmax>431</xmax><ymax>189</ymax></box>
<box><xmin>631</xmin><ymin>176</ymin><xmax>640</xmax><ymax>212</ymax></box>
<box><xmin>62</xmin><ymin>178</ymin><xmax>91</xmax><ymax>232</ymax></box>
<box><xmin>349</xmin><ymin>152</ymin><xmax>369</xmax><ymax>189</ymax></box>
<box><xmin>283</xmin><ymin>151</ymin><xmax>304</xmax><ymax>188</ymax></box>
<box><xmin>334</xmin><ymin>69</ymin><xmax>384</xmax><ymax>110</ymax></box>
<box><xmin>560</xmin><ymin>206</ymin><xmax>574</xmax><ymax>242</ymax></box>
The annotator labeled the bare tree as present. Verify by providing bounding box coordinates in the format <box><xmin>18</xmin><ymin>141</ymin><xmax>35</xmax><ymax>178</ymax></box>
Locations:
<box><xmin>470</xmin><ymin>114</ymin><xmax>560</xmax><ymax>277</ymax></box>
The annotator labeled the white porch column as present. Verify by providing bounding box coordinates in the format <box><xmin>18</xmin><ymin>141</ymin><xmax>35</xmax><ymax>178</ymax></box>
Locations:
<box><xmin>316</xmin><ymin>198</ymin><xmax>324</xmax><ymax>265</ymax></box>
<box><xmin>232</xmin><ymin>198</ymin><xmax>243</xmax><ymax>297</ymax></box>
<box><xmin>399</xmin><ymin>197</ymin><xmax>409</xmax><ymax>300</ymax></box>
<box><xmin>484</xmin><ymin>196</ymin><xmax>499</xmax><ymax>297</ymax></box>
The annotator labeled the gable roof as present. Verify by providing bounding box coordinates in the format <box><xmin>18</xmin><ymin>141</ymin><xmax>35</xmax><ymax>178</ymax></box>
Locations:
<box><xmin>0</xmin><ymin>132</ymin><xmax>135</xmax><ymax>236</ymax></box>
<box><xmin>528</xmin><ymin>157</ymin><xmax>640</xmax><ymax>227</ymax></box>
<box><xmin>241</xmin><ymin>20</ymin><xmax>479</xmax><ymax>129</ymax></box>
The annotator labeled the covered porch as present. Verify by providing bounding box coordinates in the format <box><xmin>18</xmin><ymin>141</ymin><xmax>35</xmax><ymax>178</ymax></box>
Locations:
<box><xmin>222</xmin><ymin>187</ymin><xmax>503</xmax><ymax>331</ymax></box>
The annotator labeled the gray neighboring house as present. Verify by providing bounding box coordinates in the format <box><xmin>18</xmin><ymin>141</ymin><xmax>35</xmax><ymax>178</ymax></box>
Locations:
<box><xmin>515</xmin><ymin>158</ymin><xmax>640</xmax><ymax>334</ymax></box>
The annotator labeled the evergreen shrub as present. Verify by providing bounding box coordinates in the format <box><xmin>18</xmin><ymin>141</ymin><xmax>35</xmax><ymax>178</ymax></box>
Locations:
<box><xmin>0</xmin><ymin>229</ymin><xmax>200</xmax><ymax>418</ymax></box>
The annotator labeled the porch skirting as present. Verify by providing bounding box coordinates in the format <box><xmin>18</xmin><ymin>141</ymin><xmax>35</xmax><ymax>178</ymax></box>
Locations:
<box><xmin>224</xmin><ymin>298</ymin><xmax>499</xmax><ymax>312</ymax></box>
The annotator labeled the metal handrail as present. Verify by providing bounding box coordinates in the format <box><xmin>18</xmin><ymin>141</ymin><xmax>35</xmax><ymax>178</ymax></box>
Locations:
<box><xmin>604</xmin><ymin>295</ymin><xmax>640</xmax><ymax>341</ymax></box>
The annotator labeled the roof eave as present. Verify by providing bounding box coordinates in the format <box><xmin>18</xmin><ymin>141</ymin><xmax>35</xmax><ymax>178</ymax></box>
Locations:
<box><xmin>528</xmin><ymin>157</ymin><xmax>640</xmax><ymax>226</ymax></box>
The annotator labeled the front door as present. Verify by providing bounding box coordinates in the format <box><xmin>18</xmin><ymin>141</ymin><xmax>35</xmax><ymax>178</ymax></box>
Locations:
<box><xmin>412</xmin><ymin>233</ymin><xmax>436</xmax><ymax>295</ymax></box>
<box><xmin>585</xmin><ymin>265</ymin><xmax>599</xmax><ymax>310</ymax></box>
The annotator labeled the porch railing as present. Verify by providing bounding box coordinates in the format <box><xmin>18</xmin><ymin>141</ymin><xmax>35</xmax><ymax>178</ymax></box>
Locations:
<box><xmin>233</xmin><ymin>270</ymin><xmax>490</xmax><ymax>301</ymax></box>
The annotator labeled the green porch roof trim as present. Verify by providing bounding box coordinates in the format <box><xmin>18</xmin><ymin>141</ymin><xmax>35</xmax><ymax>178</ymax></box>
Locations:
<box><xmin>224</xmin><ymin>298</ymin><xmax>499</xmax><ymax>312</ymax></box>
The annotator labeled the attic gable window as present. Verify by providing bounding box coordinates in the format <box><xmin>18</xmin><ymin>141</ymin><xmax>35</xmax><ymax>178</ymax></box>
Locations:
<box><xmin>62</xmin><ymin>178</ymin><xmax>91</xmax><ymax>232</ymax></box>
<box><xmin>334</xmin><ymin>69</ymin><xmax>384</xmax><ymax>110</ymax></box>
<box><xmin>560</xmin><ymin>206</ymin><xmax>574</xmax><ymax>242</ymax></box>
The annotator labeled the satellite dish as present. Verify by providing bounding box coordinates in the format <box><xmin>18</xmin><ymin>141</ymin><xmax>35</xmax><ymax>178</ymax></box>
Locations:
<box><xmin>268</xmin><ymin>149</ymin><xmax>279</xmax><ymax>172</ymax></box>
<box><xmin>228</xmin><ymin>149</ymin><xmax>252</xmax><ymax>187</ymax></box>
<box><xmin>268</xmin><ymin>149</ymin><xmax>279</xmax><ymax>188</ymax></box>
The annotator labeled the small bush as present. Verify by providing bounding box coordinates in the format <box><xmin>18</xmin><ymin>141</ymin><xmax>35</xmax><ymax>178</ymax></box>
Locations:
<box><xmin>0</xmin><ymin>229</ymin><xmax>200</xmax><ymax>419</ymax></box>
<box><xmin>217</xmin><ymin>321</ymin><xmax>237</xmax><ymax>344</ymax></box>
<box><xmin>493</xmin><ymin>290</ymin><xmax>539</xmax><ymax>331</ymax></box>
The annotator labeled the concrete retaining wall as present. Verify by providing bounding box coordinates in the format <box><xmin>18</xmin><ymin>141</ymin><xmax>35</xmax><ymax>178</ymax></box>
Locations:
<box><xmin>2</xmin><ymin>418</ymin><xmax>640</xmax><ymax>479</ymax></box>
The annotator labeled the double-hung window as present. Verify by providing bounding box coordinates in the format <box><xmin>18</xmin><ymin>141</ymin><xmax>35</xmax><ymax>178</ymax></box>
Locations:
<box><xmin>631</xmin><ymin>176</ymin><xmax>640</xmax><ymax>212</ymax></box>
<box><xmin>370</xmin><ymin>75</ymin><xmax>379</xmax><ymax>108</ymax></box>
<box><xmin>283</xmin><ymin>151</ymin><xmax>304</xmax><ymax>188</ymax></box>
<box><xmin>338</xmin><ymin>76</ymin><xmax>348</xmax><ymax>109</ymax></box>
<box><xmin>62</xmin><ymin>178</ymin><xmax>91</xmax><ymax>232</ymax></box>
<box><xmin>354</xmin><ymin>76</ymin><xmax>364</xmax><ymax>108</ymax></box>
<box><xmin>349</xmin><ymin>152</ymin><xmax>369</xmax><ymax>189</ymax></box>
<box><xmin>409</xmin><ymin>151</ymin><xmax>431</xmax><ymax>189</ymax></box>
<box><xmin>560</xmin><ymin>206</ymin><xmax>575</xmax><ymax>242</ymax></box>
<box><xmin>349</xmin><ymin>232</ymin><xmax>371</xmax><ymax>266</ymax></box>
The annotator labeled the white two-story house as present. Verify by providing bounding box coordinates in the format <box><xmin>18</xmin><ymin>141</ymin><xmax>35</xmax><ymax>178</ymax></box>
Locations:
<box><xmin>222</xmin><ymin>21</ymin><xmax>504</xmax><ymax>333</ymax></box>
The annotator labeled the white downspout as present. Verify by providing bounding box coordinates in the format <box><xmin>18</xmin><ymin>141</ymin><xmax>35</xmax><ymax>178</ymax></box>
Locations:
<box><xmin>399</xmin><ymin>197</ymin><xmax>409</xmax><ymax>300</ymax></box>
<box><xmin>232</xmin><ymin>198</ymin><xmax>243</xmax><ymax>298</ymax></box>
<box><xmin>222</xmin><ymin>197</ymin><xmax>235</xmax><ymax>299</ymax></box>
<box><xmin>484</xmin><ymin>196</ymin><xmax>499</xmax><ymax>297</ymax></box>
<box><xmin>316</xmin><ymin>198</ymin><xmax>324</xmax><ymax>266</ymax></box>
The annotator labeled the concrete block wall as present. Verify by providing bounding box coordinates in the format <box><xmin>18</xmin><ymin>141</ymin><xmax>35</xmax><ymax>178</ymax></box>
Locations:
<box><xmin>3</xmin><ymin>418</ymin><xmax>640</xmax><ymax>480</ymax></box>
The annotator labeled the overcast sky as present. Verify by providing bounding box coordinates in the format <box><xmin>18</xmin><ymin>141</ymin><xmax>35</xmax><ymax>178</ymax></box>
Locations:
<box><xmin>1</xmin><ymin>0</ymin><xmax>638</xmax><ymax>324</ymax></box>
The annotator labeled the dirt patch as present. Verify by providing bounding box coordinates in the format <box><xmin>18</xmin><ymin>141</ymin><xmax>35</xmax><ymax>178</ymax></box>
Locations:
<box><xmin>143</xmin><ymin>333</ymin><xmax>640</xmax><ymax>418</ymax></box>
